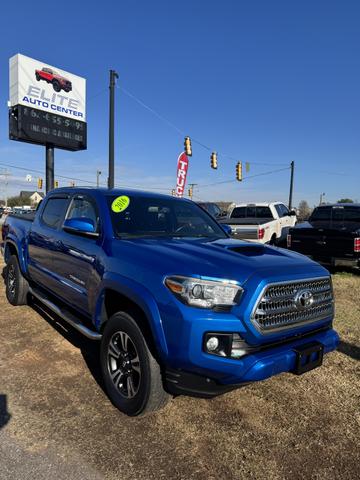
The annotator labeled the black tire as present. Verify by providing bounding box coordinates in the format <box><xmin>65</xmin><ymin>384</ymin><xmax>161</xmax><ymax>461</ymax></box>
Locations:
<box><xmin>100</xmin><ymin>312</ymin><xmax>170</xmax><ymax>416</ymax></box>
<box><xmin>36</xmin><ymin>73</ymin><xmax>40</xmax><ymax>81</ymax></box>
<box><xmin>269</xmin><ymin>234</ymin><xmax>277</xmax><ymax>246</ymax></box>
<box><xmin>52</xmin><ymin>80</ymin><xmax>61</xmax><ymax>92</ymax></box>
<box><xmin>5</xmin><ymin>255</ymin><xmax>29</xmax><ymax>306</ymax></box>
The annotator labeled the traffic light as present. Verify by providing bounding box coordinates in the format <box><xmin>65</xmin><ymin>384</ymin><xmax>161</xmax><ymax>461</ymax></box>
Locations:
<box><xmin>210</xmin><ymin>151</ymin><xmax>218</xmax><ymax>169</ymax></box>
<box><xmin>55</xmin><ymin>180</ymin><xmax>59</xmax><ymax>188</ymax></box>
<box><xmin>171</xmin><ymin>189</ymin><xmax>176</xmax><ymax>196</ymax></box>
<box><xmin>188</xmin><ymin>186</ymin><xmax>193</xmax><ymax>198</ymax></box>
<box><xmin>236</xmin><ymin>162</ymin><xmax>243</xmax><ymax>181</ymax></box>
<box><xmin>37</xmin><ymin>178</ymin><xmax>43</xmax><ymax>189</ymax></box>
<box><xmin>245</xmin><ymin>162</ymin><xmax>250</xmax><ymax>173</ymax></box>
<box><xmin>184</xmin><ymin>136</ymin><xmax>192</xmax><ymax>156</ymax></box>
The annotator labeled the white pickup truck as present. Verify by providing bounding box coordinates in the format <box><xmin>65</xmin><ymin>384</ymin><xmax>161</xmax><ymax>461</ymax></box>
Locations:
<box><xmin>220</xmin><ymin>202</ymin><xmax>297</xmax><ymax>245</ymax></box>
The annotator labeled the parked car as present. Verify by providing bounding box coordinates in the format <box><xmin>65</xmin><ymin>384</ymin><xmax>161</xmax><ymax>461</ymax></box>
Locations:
<box><xmin>219</xmin><ymin>202</ymin><xmax>297</xmax><ymax>244</ymax></box>
<box><xmin>287</xmin><ymin>203</ymin><xmax>360</xmax><ymax>270</ymax></box>
<box><xmin>197</xmin><ymin>202</ymin><xmax>226</xmax><ymax>219</ymax></box>
<box><xmin>1</xmin><ymin>188</ymin><xmax>338</xmax><ymax>416</ymax></box>
<box><xmin>35</xmin><ymin>67</ymin><xmax>72</xmax><ymax>93</ymax></box>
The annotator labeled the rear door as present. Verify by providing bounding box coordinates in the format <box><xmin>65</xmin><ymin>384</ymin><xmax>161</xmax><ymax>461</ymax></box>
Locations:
<box><xmin>28</xmin><ymin>195</ymin><xmax>71</xmax><ymax>291</ymax></box>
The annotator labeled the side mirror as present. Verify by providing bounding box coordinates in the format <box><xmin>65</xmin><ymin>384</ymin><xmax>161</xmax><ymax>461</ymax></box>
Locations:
<box><xmin>63</xmin><ymin>217</ymin><xmax>99</xmax><ymax>238</ymax></box>
<box><xmin>221</xmin><ymin>224</ymin><xmax>232</xmax><ymax>236</ymax></box>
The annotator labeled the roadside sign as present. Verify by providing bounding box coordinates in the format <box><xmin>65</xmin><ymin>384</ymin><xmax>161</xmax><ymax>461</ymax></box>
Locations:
<box><xmin>9</xmin><ymin>54</ymin><xmax>86</xmax><ymax>151</ymax></box>
<box><xmin>176</xmin><ymin>152</ymin><xmax>189</xmax><ymax>197</ymax></box>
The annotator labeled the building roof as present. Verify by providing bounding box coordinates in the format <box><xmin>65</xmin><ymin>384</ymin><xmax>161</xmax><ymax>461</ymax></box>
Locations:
<box><xmin>20</xmin><ymin>191</ymin><xmax>45</xmax><ymax>199</ymax></box>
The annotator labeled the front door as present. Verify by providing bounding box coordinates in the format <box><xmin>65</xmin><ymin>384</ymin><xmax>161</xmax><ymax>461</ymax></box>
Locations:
<box><xmin>50</xmin><ymin>194</ymin><xmax>103</xmax><ymax>316</ymax></box>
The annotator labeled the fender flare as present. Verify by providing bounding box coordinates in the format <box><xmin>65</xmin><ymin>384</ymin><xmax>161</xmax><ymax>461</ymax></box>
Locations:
<box><xmin>94</xmin><ymin>273</ymin><xmax>169</xmax><ymax>360</ymax></box>
<box><xmin>4</xmin><ymin>238</ymin><xmax>28</xmax><ymax>276</ymax></box>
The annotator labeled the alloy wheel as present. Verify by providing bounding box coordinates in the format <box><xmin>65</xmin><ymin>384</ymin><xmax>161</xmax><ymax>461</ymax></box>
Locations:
<box><xmin>7</xmin><ymin>264</ymin><xmax>16</xmax><ymax>298</ymax></box>
<box><xmin>107</xmin><ymin>331</ymin><xmax>141</xmax><ymax>399</ymax></box>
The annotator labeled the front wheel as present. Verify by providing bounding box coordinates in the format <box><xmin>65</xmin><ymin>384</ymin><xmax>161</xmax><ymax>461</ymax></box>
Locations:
<box><xmin>5</xmin><ymin>255</ymin><xmax>29</xmax><ymax>306</ymax></box>
<box><xmin>100</xmin><ymin>312</ymin><xmax>170</xmax><ymax>416</ymax></box>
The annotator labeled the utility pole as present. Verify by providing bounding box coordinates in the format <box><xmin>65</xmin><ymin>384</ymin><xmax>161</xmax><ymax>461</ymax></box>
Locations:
<box><xmin>108</xmin><ymin>69</ymin><xmax>119</xmax><ymax>189</ymax></box>
<box><xmin>0</xmin><ymin>169</ymin><xmax>10</xmax><ymax>207</ymax></box>
<box><xmin>188</xmin><ymin>183</ymin><xmax>197</xmax><ymax>200</ymax></box>
<box><xmin>96</xmin><ymin>170</ymin><xmax>102</xmax><ymax>188</ymax></box>
<box><xmin>288</xmin><ymin>161</ymin><xmax>295</xmax><ymax>210</ymax></box>
<box><xmin>46</xmin><ymin>145</ymin><xmax>54</xmax><ymax>194</ymax></box>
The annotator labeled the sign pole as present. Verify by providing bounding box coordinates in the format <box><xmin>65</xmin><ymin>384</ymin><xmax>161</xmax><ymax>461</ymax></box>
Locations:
<box><xmin>108</xmin><ymin>69</ymin><xmax>119</xmax><ymax>189</ymax></box>
<box><xmin>46</xmin><ymin>145</ymin><xmax>54</xmax><ymax>194</ymax></box>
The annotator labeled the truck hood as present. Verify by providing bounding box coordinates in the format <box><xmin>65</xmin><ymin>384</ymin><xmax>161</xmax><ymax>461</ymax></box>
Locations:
<box><xmin>113</xmin><ymin>237</ymin><xmax>325</xmax><ymax>285</ymax></box>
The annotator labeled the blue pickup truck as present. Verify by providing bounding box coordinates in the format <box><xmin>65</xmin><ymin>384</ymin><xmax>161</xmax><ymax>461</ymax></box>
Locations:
<box><xmin>1</xmin><ymin>188</ymin><xmax>339</xmax><ymax>416</ymax></box>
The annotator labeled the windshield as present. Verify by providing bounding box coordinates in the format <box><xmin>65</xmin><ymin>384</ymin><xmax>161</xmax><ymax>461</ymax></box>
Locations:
<box><xmin>107</xmin><ymin>195</ymin><xmax>227</xmax><ymax>239</ymax></box>
<box><xmin>311</xmin><ymin>206</ymin><xmax>360</xmax><ymax>223</ymax></box>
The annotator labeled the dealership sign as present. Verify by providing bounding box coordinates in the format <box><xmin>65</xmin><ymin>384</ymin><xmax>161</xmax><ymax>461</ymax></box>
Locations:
<box><xmin>9</xmin><ymin>53</ymin><xmax>87</xmax><ymax>151</ymax></box>
<box><xmin>176</xmin><ymin>152</ymin><xmax>189</xmax><ymax>197</ymax></box>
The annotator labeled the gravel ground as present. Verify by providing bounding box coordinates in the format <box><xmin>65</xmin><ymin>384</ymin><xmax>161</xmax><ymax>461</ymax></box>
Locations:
<box><xmin>0</xmin><ymin>261</ymin><xmax>359</xmax><ymax>480</ymax></box>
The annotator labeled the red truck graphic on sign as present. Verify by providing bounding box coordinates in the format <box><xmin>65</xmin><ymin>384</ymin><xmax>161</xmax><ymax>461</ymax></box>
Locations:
<box><xmin>35</xmin><ymin>67</ymin><xmax>72</xmax><ymax>93</ymax></box>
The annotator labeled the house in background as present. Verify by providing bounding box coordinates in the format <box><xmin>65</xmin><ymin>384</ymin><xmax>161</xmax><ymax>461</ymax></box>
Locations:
<box><xmin>20</xmin><ymin>191</ymin><xmax>45</xmax><ymax>207</ymax></box>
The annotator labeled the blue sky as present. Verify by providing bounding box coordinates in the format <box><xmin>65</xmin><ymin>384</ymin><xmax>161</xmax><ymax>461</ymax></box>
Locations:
<box><xmin>0</xmin><ymin>0</ymin><xmax>359</xmax><ymax>206</ymax></box>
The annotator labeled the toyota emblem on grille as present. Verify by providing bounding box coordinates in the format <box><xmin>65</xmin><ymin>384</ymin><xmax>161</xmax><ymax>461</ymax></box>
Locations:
<box><xmin>295</xmin><ymin>290</ymin><xmax>314</xmax><ymax>310</ymax></box>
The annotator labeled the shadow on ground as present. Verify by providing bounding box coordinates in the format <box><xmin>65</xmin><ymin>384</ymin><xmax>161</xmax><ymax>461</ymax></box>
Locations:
<box><xmin>0</xmin><ymin>395</ymin><xmax>11</xmax><ymax>429</ymax></box>
<box><xmin>337</xmin><ymin>340</ymin><xmax>360</xmax><ymax>361</ymax></box>
<box><xmin>30</xmin><ymin>300</ymin><xmax>105</xmax><ymax>394</ymax></box>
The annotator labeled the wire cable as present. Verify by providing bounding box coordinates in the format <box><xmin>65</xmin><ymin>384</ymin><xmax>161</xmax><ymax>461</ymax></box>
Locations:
<box><xmin>197</xmin><ymin>166</ymin><xmax>291</xmax><ymax>189</ymax></box>
<box><xmin>119</xmin><ymin>85</ymin><xmax>289</xmax><ymax>166</ymax></box>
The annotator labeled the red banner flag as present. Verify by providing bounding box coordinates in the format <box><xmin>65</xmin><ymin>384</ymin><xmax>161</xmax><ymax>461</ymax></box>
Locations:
<box><xmin>176</xmin><ymin>151</ymin><xmax>189</xmax><ymax>197</ymax></box>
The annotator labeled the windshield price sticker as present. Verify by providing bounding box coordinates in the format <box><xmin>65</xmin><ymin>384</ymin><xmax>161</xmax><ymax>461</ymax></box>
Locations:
<box><xmin>111</xmin><ymin>196</ymin><xmax>130</xmax><ymax>213</ymax></box>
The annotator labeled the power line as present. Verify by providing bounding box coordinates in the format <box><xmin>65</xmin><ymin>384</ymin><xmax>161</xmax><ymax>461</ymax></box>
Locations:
<box><xmin>197</xmin><ymin>166</ymin><xmax>291</xmax><ymax>189</ymax></box>
<box><xmin>0</xmin><ymin>161</ymin><xmax>172</xmax><ymax>192</ymax></box>
<box><xmin>119</xmin><ymin>85</ymin><xmax>289</xmax><ymax>167</ymax></box>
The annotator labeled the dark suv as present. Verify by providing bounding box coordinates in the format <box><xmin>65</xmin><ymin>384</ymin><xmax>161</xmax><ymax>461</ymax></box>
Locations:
<box><xmin>197</xmin><ymin>202</ymin><xmax>226</xmax><ymax>219</ymax></box>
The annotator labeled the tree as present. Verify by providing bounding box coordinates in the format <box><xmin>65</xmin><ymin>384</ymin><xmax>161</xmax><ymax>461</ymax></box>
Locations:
<box><xmin>337</xmin><ymin>198</ymin><xmax>354</xmax><ymax>204</ymax></box>
<box><xmin>298</xmin><ymin>200</ymin><xmax>312</xmax><ymax>221</ymax></box>
<box><xmin>7</xmin><ymin>195</ymin><xmax>31</xmax><ymax>208</ymax></box>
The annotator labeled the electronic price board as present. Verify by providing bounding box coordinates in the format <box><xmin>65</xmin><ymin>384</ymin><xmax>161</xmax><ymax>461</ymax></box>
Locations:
<box><xmin>9</xmin><ymin>105</ymin><xmax>87</xmax><ymax>151</ymax></box>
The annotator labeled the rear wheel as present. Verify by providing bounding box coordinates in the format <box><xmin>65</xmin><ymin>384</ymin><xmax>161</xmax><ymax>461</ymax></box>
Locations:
<box><xmin>52</xmin><ymin>80</ymin><xmax>61</xmax><ymax>92</ymax></box>
<box><xmin>36</xmin><ymin>73</ymin><xmax>40</xmax><ymax>81</ymax></box>
<box><xmin>5</xmin><ymin>255</ymin><xmax>29</xmax><ymax>306</ymax></box>
<box><xmin>269</xmin><ymin>234</ymin><xmax>277</xmax><ymax>246</ymax></box>
<box><xmin>100</xmin><ymin>312</ymin><xmax>170</xmax><ymax>416</ymax></box>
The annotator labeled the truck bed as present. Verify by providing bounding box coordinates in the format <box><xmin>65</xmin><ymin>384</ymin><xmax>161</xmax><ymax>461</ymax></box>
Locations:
<box><xmin>9</xmin><ymin>212</ymin><xmax>36</xmax><ymax>222</ymax></box>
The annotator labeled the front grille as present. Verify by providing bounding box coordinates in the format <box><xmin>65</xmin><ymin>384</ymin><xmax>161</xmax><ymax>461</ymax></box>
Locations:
<box><xmin>251</xmin><ymin>277</ymin><xmax>334</xmax><ymax>333</ymax></box>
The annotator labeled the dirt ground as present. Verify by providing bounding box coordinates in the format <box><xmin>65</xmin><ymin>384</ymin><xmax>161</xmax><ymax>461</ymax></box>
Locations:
<box><xmin>0</xmin><ymin>261</ymin><xmax>359</xmax><ymax>480</ymax></box>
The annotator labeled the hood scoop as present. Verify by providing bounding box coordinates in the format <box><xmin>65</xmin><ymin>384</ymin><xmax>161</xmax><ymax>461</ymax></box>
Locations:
<box><xmin>218</xmin><ymin>242</ymin><xmax>267</xmax><ymax>257</ymax></box>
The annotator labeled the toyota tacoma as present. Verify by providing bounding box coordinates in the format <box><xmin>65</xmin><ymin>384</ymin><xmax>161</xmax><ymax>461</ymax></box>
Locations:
<box><xmin>1</xmin><ymin>188</ymin><xmax>339</xmax><ymax>416</ymax></box>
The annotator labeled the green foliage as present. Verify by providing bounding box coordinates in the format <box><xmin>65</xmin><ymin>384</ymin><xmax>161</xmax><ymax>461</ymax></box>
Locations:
<box><xmin>7</xmin><ymin>195</ymin><xmax>31</xmax><ymax>208</ymax></box>
<box><xmin>298</xmin><ymin>200</ymin><xmax>312</xmax><ymax>220</ymax></box>
<box><xmin>337</xmin><ymin>198</ymin><xmax>354</xmax><ymax>204</ymax></box>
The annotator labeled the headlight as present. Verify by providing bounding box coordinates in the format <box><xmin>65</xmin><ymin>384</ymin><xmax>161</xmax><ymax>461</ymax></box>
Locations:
<box><xmin>164</xmin><ymin>275</ymin><xmax>243</xmax><ymax>309</ymax></box>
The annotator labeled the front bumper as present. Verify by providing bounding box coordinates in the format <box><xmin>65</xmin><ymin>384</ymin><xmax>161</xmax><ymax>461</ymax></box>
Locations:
<box><xmin>164</xmin><ymin>326</ymin><xmax>339</xmax><ymax>397</ymax></box>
